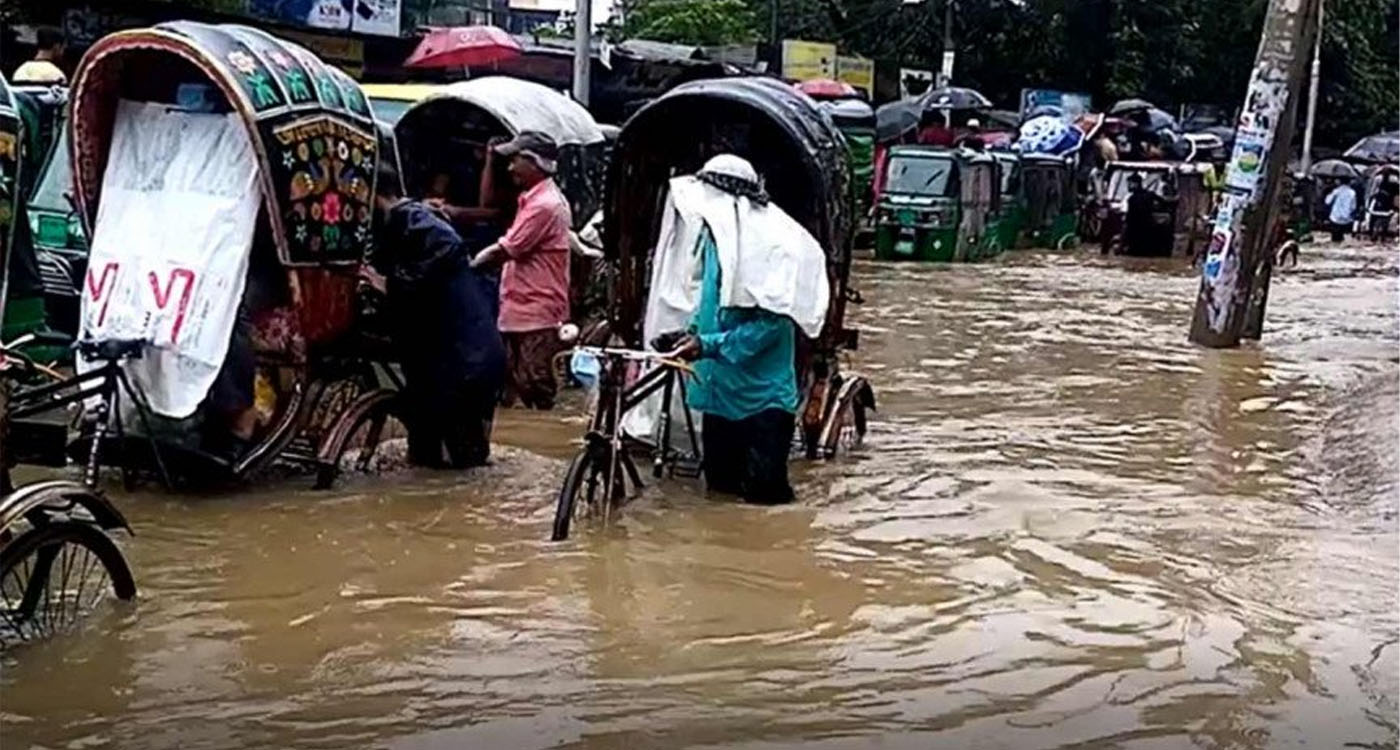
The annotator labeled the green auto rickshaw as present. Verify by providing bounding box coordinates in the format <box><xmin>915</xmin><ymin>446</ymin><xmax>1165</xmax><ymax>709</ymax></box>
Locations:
<box><xmin>821</xmin><ymin>98</ymin><xmax>876</xmax><ymax>217</ymax></box>
<box><xmin>1019</xmin><ymin>153</ymin><xmax>1079</xmax><ymax>248</ymax></box>
<box><xmin>991</xmin><ymin>151</ymin><xmax>1024</xmax><ymax>250</ymax></box>
<box><xmin>874</xmin><ymin>146</ymin><xmax>1004</xmax><ymax>262</ymax></box>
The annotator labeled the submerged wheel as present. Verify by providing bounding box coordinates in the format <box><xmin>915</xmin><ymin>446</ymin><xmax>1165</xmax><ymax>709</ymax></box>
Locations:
<box><xmin>551</xmin><ymin>447</ymin><xmax>630</xmax><ymax>541</ymax></box>
<box><xmin>0</xmin><ymin>521</ymin><xmax>135</xmax><ymax>648</ymax></box>
<box><xmin>819</xmin><ymin>377</ymin><xmax>873</xmax><ymax>459</ymax></box>
<box><xmin>313</xmin><ymin>390</ymin><xmax>405</xmax><ymax>489</ymax></box>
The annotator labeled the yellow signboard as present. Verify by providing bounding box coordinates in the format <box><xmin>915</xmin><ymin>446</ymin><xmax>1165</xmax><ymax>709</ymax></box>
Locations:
<box><xmin>782</xmin><ymin>39</ymin><xmax>837</xmax><ymax>81</ymax></box>
<box><xmin>836</xmin><ymin>55</ymin><xmax>874</xmax><ymax>95</ymax></box>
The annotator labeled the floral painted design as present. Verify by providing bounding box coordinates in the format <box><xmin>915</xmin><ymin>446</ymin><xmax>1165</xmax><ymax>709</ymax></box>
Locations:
<box><xmin>322</xmin><ymin>192</ymin><xmax>342</xmax><ymax>226</ymax></box>
<box><xmin>227</xmin><ymin>50</ymin><xmax>257</xmax><ymax>75</ymax></box>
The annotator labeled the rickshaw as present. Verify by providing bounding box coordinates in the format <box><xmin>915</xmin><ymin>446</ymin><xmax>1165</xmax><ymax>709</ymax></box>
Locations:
<box><xmin>872</xmin><ymin>146</ymin><xmax>1004</xmax><ymax>262</ymax></box>
<box><xmin>394</xmin><ymin>77</ymin><xmax>608</xmax><ymax>325</ymax></box>
<box><xmin>1</xmin><ymin>72</ymin><xmax>137</xmax><ymax>649</ymax></box>
<box><xmin>819</xmin><ymin>98</ymin><xmax>876</xmax><ymax>217</ymax></box>
<box><xmin>552</xmin><ymin>77</ymin><xmax>875</xmax><ymax>539</ymax></box>
<box><xmin>1019</xmin><ymin>153</ymin><xmax>1079</xmax><ymax>249</ymax></box>
<box><xmin>41</xmin><ymin>21</ymin><xmax>405</xmax><ymax>489</ymax></box>
<box><xmin>991</xmin><ymin>151</ymin><xmax>1024</xmax><ymax>250</ymax></box>
<box><xmin>1360</xmin><ymin>164</ymin><xmax>1399</xmax><ymax>240</ymax></box>
<box><xmin>1090</xmin><ymin>161</ymin><xmax>1212</xmax><ymax>257</ymax></box>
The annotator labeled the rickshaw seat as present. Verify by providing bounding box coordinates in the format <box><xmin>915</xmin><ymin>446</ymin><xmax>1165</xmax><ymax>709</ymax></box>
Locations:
<box><xmin>78</xmin><ymin>338</ymin><xmax>148</xmax><ymax>363</ymax></box>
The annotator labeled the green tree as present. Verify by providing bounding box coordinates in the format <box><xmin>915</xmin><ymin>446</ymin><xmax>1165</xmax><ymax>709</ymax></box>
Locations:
<box><xmin>623</xmin><ymin>0</ymin><xmax>759</xmax><ymax>45</ymax></box>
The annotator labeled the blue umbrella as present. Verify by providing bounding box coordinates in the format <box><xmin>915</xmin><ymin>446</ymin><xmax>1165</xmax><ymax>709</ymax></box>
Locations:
<box><xmin>1016</xmin><ymin>114</ymin><xmax>1084</xmax><ymax>155</ymax></box>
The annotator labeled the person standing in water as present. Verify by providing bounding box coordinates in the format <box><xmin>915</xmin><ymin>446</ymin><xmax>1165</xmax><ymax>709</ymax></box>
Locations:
<box><xmin>367</xmin><ymin>159</ymin><xmax>505</xmax><ymax>468</ymax></box>
<box><xmin>657</xmin><ymin>155</ymin><xmax>830</xmax><ymax>505</ymax></box>
<box><xmin>471</xmin><ymin>131</ymin><xmax>572</xmax><ymax>410</ymax></box>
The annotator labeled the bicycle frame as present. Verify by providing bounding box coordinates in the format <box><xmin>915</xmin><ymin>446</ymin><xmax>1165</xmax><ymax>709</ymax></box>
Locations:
<box><xmin>579</xmin><ymin>351</ymin><xmax>702</xmax><ymax>515</ymax></box>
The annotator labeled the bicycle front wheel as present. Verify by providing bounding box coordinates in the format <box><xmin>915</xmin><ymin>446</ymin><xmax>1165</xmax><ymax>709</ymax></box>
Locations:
<box><xmin>552</xmin><ymin>445</ymin><xmax>635</xmax><ymax>541</ymax></box>
<box><xmin>0</xmin><ymin>521</ymin><xmax>136</xmax><ymax>647</ymax></box>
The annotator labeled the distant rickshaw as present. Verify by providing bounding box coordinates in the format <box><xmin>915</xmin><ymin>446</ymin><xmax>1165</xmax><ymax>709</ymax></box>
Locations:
<box><xmin>1019</xmin><ymin>153</ymin><xmax>1079</xmax><ymax>249</ymax></box>
<box><xmin>990</xmin><ymin>151</ymin><xmax>1024</xmax><ymax>250</ymax></box>
<box><xmin>47</xmin><ymin>21</ymin><xmax>408</xmax><ymax>488</ymax></box>
<box><xmin>393</xmin><ymin>76</ymin><xmax>609</xmax><ymax>323</ymax></box>
<box><xmin>820</xmin><ymin>98</ymin><xmax>877</xmax><ymax>217</ymax></box>
<box><xmin>873</xmin><ymin>146</ymin><xmax>1004</xmax><ymax>262</ymax></box>
<box><xmin>1361</xmin><ymin>163</ymin><xmax>1400</xmax><ymax>240</ymax></box>
<box><xmin>1089</xmin><ymin>161</ymin><xmax>1212</xmax><ymax>257</ymax></box>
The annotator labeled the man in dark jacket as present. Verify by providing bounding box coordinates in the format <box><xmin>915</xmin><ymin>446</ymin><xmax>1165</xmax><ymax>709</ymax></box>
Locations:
<box><xmin>368</xmin><ymin>163</ymin><xmax>506</xmax><ymax>468</ymax></box>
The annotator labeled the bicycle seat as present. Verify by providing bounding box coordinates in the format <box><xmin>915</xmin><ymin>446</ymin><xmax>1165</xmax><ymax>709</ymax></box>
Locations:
<box><xmin>78</xmin><ymin>338</ymin><xmax>148</xmax><ymax>362</ymax></box>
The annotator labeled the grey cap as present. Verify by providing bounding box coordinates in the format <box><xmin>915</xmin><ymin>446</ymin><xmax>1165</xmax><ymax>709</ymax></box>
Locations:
<box><xmin>493</xmin><ymin>130</ymin><xmax>560</xmax><ymax>175</ymax></box>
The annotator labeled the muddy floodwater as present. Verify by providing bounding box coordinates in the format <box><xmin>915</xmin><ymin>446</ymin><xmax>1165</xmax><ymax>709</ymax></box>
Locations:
<box><xmin>2</xmin><ymin>245</ymin><xmax>1396</xmax><ymax>749</ymax></box>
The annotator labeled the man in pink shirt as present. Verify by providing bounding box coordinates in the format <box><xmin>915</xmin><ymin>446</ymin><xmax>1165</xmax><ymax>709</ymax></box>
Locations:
<box><xmin>471</xmin><ymin>131</ymin><xmax>573</xmax><ymax>409</ymax></box>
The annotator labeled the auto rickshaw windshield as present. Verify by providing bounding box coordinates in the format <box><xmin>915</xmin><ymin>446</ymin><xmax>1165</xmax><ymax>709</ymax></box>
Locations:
<box><xmin>886</xmin><ymin>155</ymin><xmax>958</xmax><ymax>197</ymax></box>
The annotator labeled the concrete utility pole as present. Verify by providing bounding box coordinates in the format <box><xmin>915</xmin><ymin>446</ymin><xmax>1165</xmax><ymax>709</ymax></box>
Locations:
<box><xmin>1188</xmin><ymin>0</ymin><xmax>1321</xmax><ymax>348</ymax></box>
<box><xmin>1300</xmin><ymin>0</ymin><xmax>1324</xmax><ymax>172</ymax></box>
<box><xmin>940</xmin><ymin>0</ymin><xmax>954</xmax><ymax>86</ymax></box>
<box><xmin>572</xmin><ymin>0</ymin><xmax>592</xmax><ymax>106</ymax></box>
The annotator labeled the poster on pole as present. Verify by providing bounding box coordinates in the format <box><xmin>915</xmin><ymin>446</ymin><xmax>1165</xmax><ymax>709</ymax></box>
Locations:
<box><xmin>938</xmin><ymin>50</ymin><xmax>955</xmax><ymax>86</ymax></box>
<box><xmin>781</xmin><ymin>39</ymin><xmax>837</xmax><ymax>81</ymax></box>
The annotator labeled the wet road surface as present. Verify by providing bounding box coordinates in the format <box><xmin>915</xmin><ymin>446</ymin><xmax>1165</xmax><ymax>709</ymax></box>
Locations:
<box><xmin>2</xmin><ymin>244</ymin><xmax>1396</xmax><ymax>749</ymax></box>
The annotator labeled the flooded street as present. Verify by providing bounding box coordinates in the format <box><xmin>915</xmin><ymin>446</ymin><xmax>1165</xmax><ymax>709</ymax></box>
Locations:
<box><xmin>2</xmin><ymin>245</ymin><xmax>1396</xmax><ymax>749</ymax></box>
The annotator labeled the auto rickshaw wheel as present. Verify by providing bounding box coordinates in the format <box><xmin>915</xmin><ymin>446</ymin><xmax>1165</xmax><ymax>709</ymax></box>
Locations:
<box><xmin>0</xmin><ymin>520</ymin><xmax>136</xmax><ymax>648</ymax></box>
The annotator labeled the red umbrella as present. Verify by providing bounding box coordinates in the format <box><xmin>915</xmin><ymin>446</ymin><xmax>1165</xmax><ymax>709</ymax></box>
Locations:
<box><xmin>795</xmin><ymin>78</ymin><xmax>858</xmax><ymax>100</ymax></box>
<box><xmin>404</xmin><ymin>26</ymin><xmax>523</xmax><ymax>69</ymax></box>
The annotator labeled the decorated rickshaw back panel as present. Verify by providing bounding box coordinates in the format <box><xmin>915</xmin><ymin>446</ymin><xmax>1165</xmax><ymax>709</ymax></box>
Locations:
<box><xmin>72</xmin><ymin>22</ymin><xmax>380</xmax><ymax>270</ymax></box>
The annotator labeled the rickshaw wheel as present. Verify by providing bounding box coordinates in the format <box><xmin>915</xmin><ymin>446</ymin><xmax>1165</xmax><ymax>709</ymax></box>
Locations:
<box><xmin>819</xmin><ymin>376</ymin><xmax>874</xmax><ymax>459</ymax></box>
<box><xmin>1056</xmin><ymin>234</ymin><xmax>1080</xmax><ymax>251</ymax></box>
<box><xmin>552</xmin><ymin>446</ymin><xmax>628</xmax><ymax>541</ymax></box>
<box><xmin>0</xmin><ymin>521</ymin><xmax>135</xmax><ymax>648</ymax></box>
<box><xmin>312</xmin><ymin>389</ymin><xmax>404</xmax><ymax>490</ymax></box>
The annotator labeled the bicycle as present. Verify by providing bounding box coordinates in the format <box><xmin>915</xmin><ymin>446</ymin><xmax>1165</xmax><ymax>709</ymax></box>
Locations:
<box><xmin>550</xmin><ymin>347</ymin><xmax>701</xmax><ymax>541</ymax></box>
<box><xmin>0</xmin><ymin>332</ymin><xmax>149</xmax><ymax>648</ymax></box>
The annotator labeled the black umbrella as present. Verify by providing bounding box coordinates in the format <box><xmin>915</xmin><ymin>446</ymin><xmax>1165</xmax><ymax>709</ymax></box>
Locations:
<box><xmin>1309</xmin><ymin>158</ymin><xmax>1360</xmax><ymax>179</ymax></box>
<box><xmin>1109</xmin><ymin>98</ymin><xmax>1154</xmax><ymax>116</ymax></box>
<box><xmin>1344</xmin><ymin>131</ymin><xmax>1400</xmax><ymax>165</ymax></box>
<box><xmin>876</xmin><ymin>99</ymin><xmax>922</xmax><ymax>142</ymax></box>
<box><xmin>920</xmin><ymin>86</ymin><xmax>992</xmax><ymax>111</ymax></box>
<box><xmin>1142</xmin><ymin>107</ymin><xmax>1179</xmax><ymax>134</ymax></box>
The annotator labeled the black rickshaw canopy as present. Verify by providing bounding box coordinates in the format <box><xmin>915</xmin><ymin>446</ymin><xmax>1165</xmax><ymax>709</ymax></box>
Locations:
<box><xmin>69</xmin><ymin>21</ymin><xmax>381</xmax><ymax>268</ymax></box>
<box><xmin>606</xmin><ymin>76</ymin><xmax>854</xmax><ymax>348</ymax></box>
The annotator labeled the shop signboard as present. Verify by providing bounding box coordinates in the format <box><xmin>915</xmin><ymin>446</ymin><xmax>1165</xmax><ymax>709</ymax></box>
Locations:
<box><xmin>782</xmin><ymin>39</ymin><xmax>836</xmax><ymax>81</ymax></box>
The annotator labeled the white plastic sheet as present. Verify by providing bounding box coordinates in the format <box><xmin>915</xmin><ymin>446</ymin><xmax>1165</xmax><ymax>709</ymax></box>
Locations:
<box><xmin>79</xmin><ymin>100</ymin><xmax>260</xmax><ymax>418</ymax></box>
<box><xmin>621</xmin><ymin>176</ymin><xmax>830</xmax><ymax>442</ymax></box>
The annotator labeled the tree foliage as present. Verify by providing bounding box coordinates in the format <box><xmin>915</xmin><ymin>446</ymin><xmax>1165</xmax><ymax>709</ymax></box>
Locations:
<box><xmin>619</xmin><ymin>0</ymin><xmax>759</xmax><ymax>46</ymax></box>
<box><xmin>621</xmin><ymin>0</ymin><xmax>1397</xmax><ymax>149</ymax></box>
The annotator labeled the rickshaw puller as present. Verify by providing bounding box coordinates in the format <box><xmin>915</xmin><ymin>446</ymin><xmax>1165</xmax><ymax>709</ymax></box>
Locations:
<box><xmin>660</xmin><ymin>155</ymin><xmax>830</xmax><ymax>505</ymax></box>
<box><xmin>471</xmin><ymin>131</ymin><xmax>572</xmax><ymax>410</ymax></box>
<box><xmin>369</xmin><ymin>163</ymin><xmax>505</xmax><ymax>468</ymax></box>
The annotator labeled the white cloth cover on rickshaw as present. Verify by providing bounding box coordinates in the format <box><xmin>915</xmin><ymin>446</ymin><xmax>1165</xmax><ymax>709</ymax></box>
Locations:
<box><xmin>79</xmin><ymin>100</ymin><xmax>260</xmax><ymax>418</ymax></box>
<box><xmin>620</xmin><ymin>175</ymin><xmax>830</xmax><ymax>443</ymax></box>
